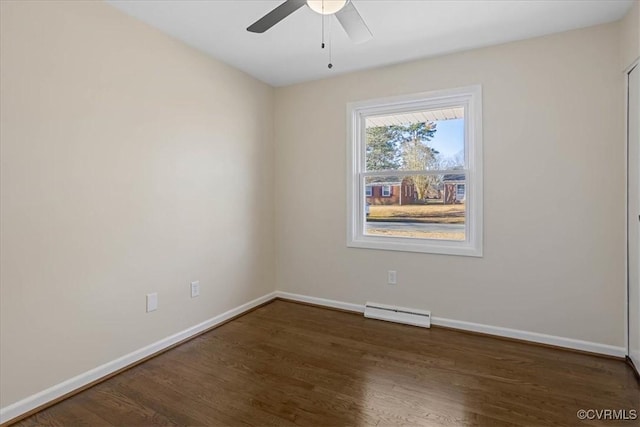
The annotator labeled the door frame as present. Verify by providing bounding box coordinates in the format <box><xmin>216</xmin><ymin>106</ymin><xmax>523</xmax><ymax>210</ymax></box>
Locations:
<box><xmin>626</xmin><ymin>59</ymin><xmax>639</xmax><ymax>378</ymax></box>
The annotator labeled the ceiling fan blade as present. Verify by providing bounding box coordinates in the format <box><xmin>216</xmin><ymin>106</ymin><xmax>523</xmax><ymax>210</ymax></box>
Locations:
<box><xmin>335</xmin><ymin>1</ymin><xmax>372</xmax><ymax>44</ymax></box>
<box><xmin>247</xmin><ymin>0</ymin><xmax>307</xmax><ymax>33</ymax></box>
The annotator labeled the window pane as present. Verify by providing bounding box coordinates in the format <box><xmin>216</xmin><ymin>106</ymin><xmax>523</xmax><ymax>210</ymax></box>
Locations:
<box><xmin>364</xmin><ymin>174</ymin><xmax>466</xmax><ymax>241</ymax></box>
<box><xmin>365</xmin><ymin>107</ymin><xmax>465</xmax><ymax>172</ymax></box>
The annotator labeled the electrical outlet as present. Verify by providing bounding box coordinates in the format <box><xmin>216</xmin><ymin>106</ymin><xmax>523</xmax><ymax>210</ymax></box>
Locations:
<box><xmin>388</xmin><ymin>270</ymin><xmax>397</xmax><ymax>285</ymax></box>
<box><xmin>146</xmin><ymin>293</ymin><xmax>158</xmax><ymax>312</ymax></box>
<box><xmin>191</xmin><ymin>281</ymin><xmax>200</xmax><ymax>298</ymax></box>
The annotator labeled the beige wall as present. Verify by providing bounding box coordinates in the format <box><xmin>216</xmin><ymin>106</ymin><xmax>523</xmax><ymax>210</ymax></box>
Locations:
<box><xmin>0</xmin><ymin>0</ymin><xmax>274</xmax><ymax>407</ymax></box>
<box><xmin>621</xmin><ymin>0</ymin><xmax>640</xmax><ymax>70</ymax></box>
<box><xmin>274</xmin><ymin>23</ymin><xmax>625</xmax><ymax>347</ymax></box>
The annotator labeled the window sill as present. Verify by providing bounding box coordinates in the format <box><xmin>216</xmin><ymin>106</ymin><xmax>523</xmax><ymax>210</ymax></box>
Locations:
<box><xmin>347</xmin><ymin>236</ymin><xmax>483</xmax><ymax>257</ymax></box>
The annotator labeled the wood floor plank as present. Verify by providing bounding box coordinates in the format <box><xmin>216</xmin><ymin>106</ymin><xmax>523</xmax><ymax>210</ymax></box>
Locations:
<box><xmin>13</xmin><ymin>300</ymin><xmax>640</xmax><ymax>426</ymax></box>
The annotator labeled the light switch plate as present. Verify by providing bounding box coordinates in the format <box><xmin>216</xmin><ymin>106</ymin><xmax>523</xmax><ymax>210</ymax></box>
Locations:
<box><xmin>191</xmin><ymin>281</ymin><xmax>200</xmax><ymax>298</ymax></box>
<box><xmin>146</xmin><ymin>293</ymin><xmax>158</xmax><ymax>312</ymax></box>
<box><xmin>388</xmin><ymin>270</ymin><xmax>397</xmax><ymax>285</ymax></box>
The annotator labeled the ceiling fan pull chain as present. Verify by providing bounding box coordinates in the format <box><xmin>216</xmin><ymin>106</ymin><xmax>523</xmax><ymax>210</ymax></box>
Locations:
<box><xmin>328</xmin><ymin>15</ymin><xmax>333</xmax><ymax>69</ymax></box>
<box><xmin>321</xmin><ymin>12</ymin><xmax>325</xmax><ymax>49</ymax></box>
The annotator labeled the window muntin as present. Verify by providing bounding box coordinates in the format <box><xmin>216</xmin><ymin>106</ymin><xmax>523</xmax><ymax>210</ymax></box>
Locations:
<box><xmin>347</xmin><ymin>86</ymin><xmax>482</xmax><ymax>256</ymax></box>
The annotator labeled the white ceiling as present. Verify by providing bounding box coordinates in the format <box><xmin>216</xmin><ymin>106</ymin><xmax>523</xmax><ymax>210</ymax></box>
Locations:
<box><xmin>106</xmin><ymin>0</ymin><xmax>634</xmax><ymax>87</ymax></box>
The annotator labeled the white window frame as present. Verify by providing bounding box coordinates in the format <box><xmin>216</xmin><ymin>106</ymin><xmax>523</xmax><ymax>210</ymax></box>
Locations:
<box><xmin>346</xmin><ymin>85</ymin><xmax>483</xmax><ymax>257</ymax></box>
<box><xmin>381</xmin><ymin>185</ymin><xmax>392</xmax><ymax>197</ymax></box>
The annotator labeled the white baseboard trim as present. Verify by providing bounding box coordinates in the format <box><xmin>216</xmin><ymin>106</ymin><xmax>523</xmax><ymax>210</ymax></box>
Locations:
<box><xmin>430</xmin><ymin>316</ymin><xmax>626</xmax><ymax>358</ymax></box>
<box><xmin>0</xmin><ymin>291</ymin><xmax>277</xmax><ymax>425</ymax></box>
<box><xmin>274</xmin><ymin>291</ymin><xmax>626</xmax><ymax>358</ymax></box>
<box><xmin>275</xmin><ymin>291</ymin><xmax>364</xmax><ymax>313</ymax></box>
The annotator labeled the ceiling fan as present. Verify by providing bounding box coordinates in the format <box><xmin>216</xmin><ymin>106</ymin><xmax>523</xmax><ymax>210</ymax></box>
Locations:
<box><xmin>247</xmin><ymin>0</ymin><xmax>373</xmax><ymax>44</ymax></box>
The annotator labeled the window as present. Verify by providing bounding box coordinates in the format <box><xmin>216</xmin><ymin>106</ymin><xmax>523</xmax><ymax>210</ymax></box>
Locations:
<box><xmin>365</xmin><ymin>186</ymin><xmax>373</xmax><ymax>197</ymax></box>
<box><xmin>346</xmin><ymin>85</ymin><xmax>483</xmax><ymax>256</ymax></box>
<box><xmin>456</xmin><ymin>184</ymin><xmax>466</xmax><ymax>201</ymax></box>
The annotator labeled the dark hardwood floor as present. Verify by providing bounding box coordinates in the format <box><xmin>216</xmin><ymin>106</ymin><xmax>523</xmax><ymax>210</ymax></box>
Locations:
<box><xmin>14</xmin><ymin>300</ymin><xmax>640</xmax><ymax>426</ymax></box>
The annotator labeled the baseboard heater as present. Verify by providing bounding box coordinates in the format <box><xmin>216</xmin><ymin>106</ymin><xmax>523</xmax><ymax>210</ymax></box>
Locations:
<box><xmin>364</xmin><ymin>302</ymin><xmax>431</xmax><ymax>328</ymax></box>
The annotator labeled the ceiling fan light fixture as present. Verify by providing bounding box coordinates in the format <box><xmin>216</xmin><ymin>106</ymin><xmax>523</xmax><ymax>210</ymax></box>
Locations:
<box><xmin>306</xmin><ymin>0</ymin><xmax>348</xmax><ymax>15</ymax></box>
